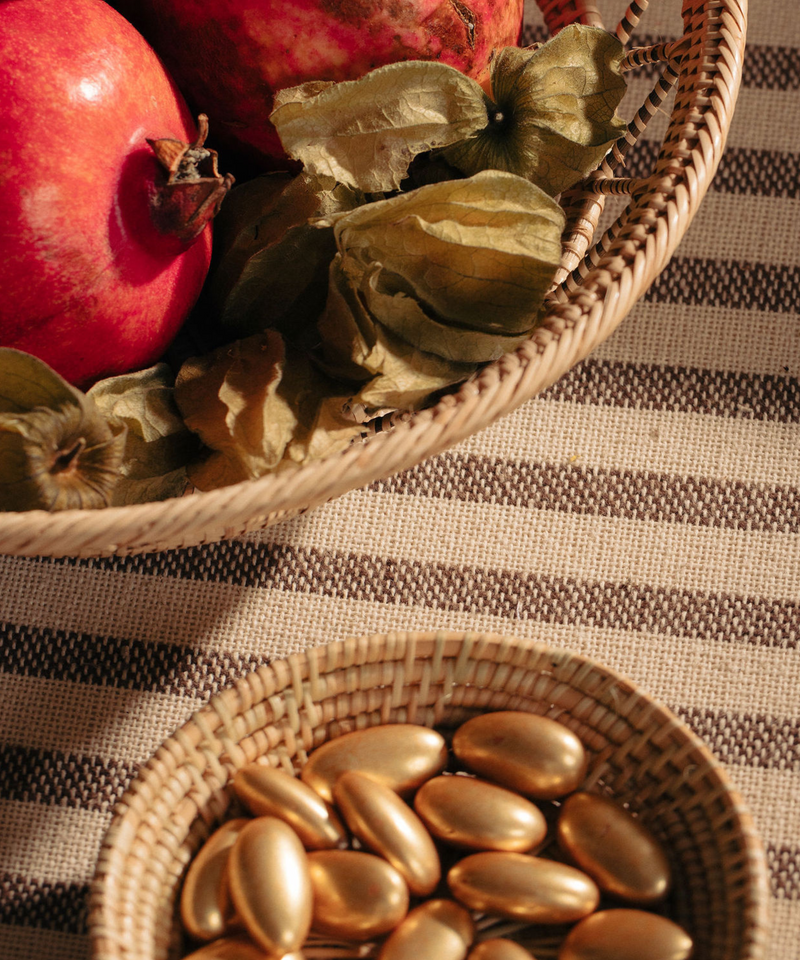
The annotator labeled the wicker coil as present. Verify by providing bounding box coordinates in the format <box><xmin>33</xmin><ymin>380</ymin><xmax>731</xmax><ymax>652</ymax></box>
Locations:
<box><xmin>0</xmin><ymin>0</ymin><xmax>748</xmax><ymax>558</ymax></box>
<box><xmin>89</xmin><ymin>630</ymin><xmax>770</xmax><ymax>960</ymax></box>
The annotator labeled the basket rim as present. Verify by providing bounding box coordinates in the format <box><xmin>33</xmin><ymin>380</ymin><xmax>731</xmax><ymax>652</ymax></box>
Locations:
<box><xmin>88</xmin><ymin>629</ymin><xmax>771</xmax><ymax>960</ymax></box>
<box><xmin>0</xmin><ymin>0</ymin><xmax>749</xmax><ymax>557</ymax></box>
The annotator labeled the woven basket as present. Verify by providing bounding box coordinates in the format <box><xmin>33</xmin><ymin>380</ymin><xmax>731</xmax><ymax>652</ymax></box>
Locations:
<box><xmin>0</xmin><ymin>0</ymin><xmax>747</xmax><ymax>558</ymax></box>
<box><xmin>89</xmin><ymin>630</ymin><xmax>770</xmax><ymax>960</ymax></box>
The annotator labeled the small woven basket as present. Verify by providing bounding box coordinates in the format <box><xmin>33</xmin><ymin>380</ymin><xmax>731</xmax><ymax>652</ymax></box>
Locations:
<box><xmin>0</xmin><ymin>0</ymin><xmax>748</xmax><ymax>558</ymax></box>
<box><xmin>89</xmin><ymin>630</ymin><xmax>770</xmax><ymax>960</ymax></box>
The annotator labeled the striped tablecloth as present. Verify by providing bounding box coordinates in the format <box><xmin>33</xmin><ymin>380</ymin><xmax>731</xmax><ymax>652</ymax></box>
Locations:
<box><xmin>1</xmin><ymin>1</ymin><xmax>798</xmax><ymax>957</ymax></box>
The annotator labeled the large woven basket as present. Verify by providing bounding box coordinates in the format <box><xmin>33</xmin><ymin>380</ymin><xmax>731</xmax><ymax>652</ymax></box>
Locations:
<box><xmin>0</xmin><ymin>0</ymin><xmax>747</xmax><ymax>558</ymax></box>
<box><xmin>89</xmin><ymin>630</ymin><xmax>770</xmax><ymax>960</ymax></box>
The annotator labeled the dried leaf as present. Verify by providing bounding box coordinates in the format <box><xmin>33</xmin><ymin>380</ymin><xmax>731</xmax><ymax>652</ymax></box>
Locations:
<box><xmin>275</xmin><ymin>80</ymin><xmax>337</xmax><ymax>106</ymax></box>
<box><xmin>283</xmin><ymin>391</ymin><xmax>364</xmax><ymax>466</ymax></box>
<box><xmin>361</xmin><ymin>265</ymin><xmax>531</xmax><ymax>363</ymax></box>
<box><xmin>88</xmin><ymin>364</ymin><xmax>198</xmax><ymax>505</ymax></box>
<box><xmin>175</xmin><ymin>331</ymin><xmax>298</xmax><ymax>491</ymax></box>
<box><xmin>271</xmin><ymin>61</ymin><xmax>489</xmax><ymax>192</ymax></box>
<box><xmin>325</xmin><ymin>170</ymin><xmax>564</xmax><ymax>333</ymax></box>
<box><xmin>443</xmin><ymin>26</ymin><xmax>627</xmax><ymax>195</ymax></box>
<box><xmin>318</xmin><ymin>257</ymin><xmax>476</xmax><ymax>414</ymax></box>
<box><xmin>277</xmin><ymin>349</ymin><xmax>365</xmax><ymax>466</ymax></box>
<box><xmin>0</xmin><ymin>349</ymin><xmax>126</xmax><ymax>512</ymax></box>
<box><xmin>0</xmin><ymin>347</ymin><xmax>84</xmax><ymax>413</ymax></box>
<box><xmin>210</xmin><ymin>172</ymin><xmax>365</xmax><ymax>338</ymax></box>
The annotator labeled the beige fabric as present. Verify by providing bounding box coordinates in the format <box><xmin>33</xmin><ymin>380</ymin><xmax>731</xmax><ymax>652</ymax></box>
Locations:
<box><xmin>1</xmin><ymin>0</ymin><xmax>798</xmax><ymax>957</ymax></box>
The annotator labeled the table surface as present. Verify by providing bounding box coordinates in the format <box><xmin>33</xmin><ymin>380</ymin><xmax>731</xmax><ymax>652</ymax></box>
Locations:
<box><xmin>1</xmin><ymin>1</ymin><xmax>798</xmax><ymax>957</ymax></box>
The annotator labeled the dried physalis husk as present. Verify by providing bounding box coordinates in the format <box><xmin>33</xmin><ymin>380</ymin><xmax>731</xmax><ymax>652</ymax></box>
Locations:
<box><xmin>175</xmin><ymin>331</ymin><xmax>363</xmax><ymax>489</ymax></box>
<box><xmin>324</xmin><ymin>170</ymin><xmax>565</xmax><ymax>333</ymax></box>
<box><xmin>209</xmin><ymin>171</ymin><xmax>364</xmax><ymax>338</ymax></box>
<box><xmin>270</xmin><ymin>61</ymin><xmax>489</xmax><ymax>192</ymax></box>
<box><xmin>317</xmin><ymin>257</ymin><xmax>477</xmax><ymax>416</ymax></box>
<box><xmin>275</xmin><ymin>346</ymin><xmax>365</xmax><ymax>467</ymax></box>
<box><xmin>175</xmin><ymin>330</ymin><xmax>296</xmax><ymax>491</ymax></box>
<box><xmin>443</xmin><ymin>26</ymin><xmax>627</xmax><ymax>196</ymax></box>
<box><xmin>0</xmin><ymin>349</ymin><xmax>126</xmax><ymax>511</ymax></box>
<box><xmin>315</xmin><ymin>171</ymin><xmax>564</xmax><ymax>415</ymax></box>
<box><xmin>88</xmin><ymin>363</ymin><xmax>199</xmax><ymax>505</ymax></box>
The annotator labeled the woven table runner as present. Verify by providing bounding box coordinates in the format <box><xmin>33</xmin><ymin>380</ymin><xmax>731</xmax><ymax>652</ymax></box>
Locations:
<box><xmin>1</xmin><ymin>1</ymin><xmax>798</xmax><ymax>957</ymax></box>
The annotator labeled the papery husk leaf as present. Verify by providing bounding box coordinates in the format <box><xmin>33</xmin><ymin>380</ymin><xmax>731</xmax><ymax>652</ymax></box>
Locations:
<box><xmin>0</xmin><ymin>404</ymin><xmax>126</xmax><ymax>512</ymax></box>
<box><xmin>271</xmin><ymin>61</ymin><xmax>489</xmax><ymax>192</ymax></box>
<box><xmin>318</xmin><ymin>257</ymin><xmax>476</xmax><ymax>414</ymax></box>
<box><xmin>88</xmin><ymin>364</ymin><xmax>198</xmax><ymax>505</ymax></box>
<box><xmin>107</xmin><ymin>470</ymin><xmax>189</xmax><ymax>506</ymax></box>
<box><xmin>361</xmin><ymin>264</ymin><xmax>533</xmax><ymax>363</ymax></box>
<box><xmin>284</xmin><ymin>391</ymin><xmax>365</xmax><ymax>465</ymax></box>
<box><xmin>275</xmin><ymin>80</ymin><xmax>337</xmax><ymax>106</ymax></box>
<box><xmin>210</xmin><ymin>172</ymin><xmax>365</xmax><ymax>338</ymax></box>
<box><xmin>208</xmin><ymin>173</ymin><xmax>292</xmax><ymax>290</ymax></box>
<box><xmin>0</xmin><ymin>348</ymin><xmax>85</xmax><ymax>412</ymax></box>
<box><xmin>175</xmin><ymin>330</ymin><xmax>297</xmax><ymax>491</ymax></box>
<box><xmin>326</xmin><ymin>171</ymin><xmax>564</xmax><ymax>332</ymax></box>
<box><xmin>443</xmin><ymin>26</ymin><xmax>627</xmax><ymax>195</ymax></box>
<box><xmin>277</xmin><ymin>349</ymin><xmax>366</xmax><ymax>466</ymax></box>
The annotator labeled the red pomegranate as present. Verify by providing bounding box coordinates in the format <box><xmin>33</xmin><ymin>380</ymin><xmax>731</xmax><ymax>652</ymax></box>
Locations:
<box><xmin>0</xmin><ymin>0</ymin><xmax>232</xmax><ymax>387</ymax></box>
<box><xmin>135</xmin><ymin>0</ymin><xmax>525</xmax><ymax>164</ymax></box>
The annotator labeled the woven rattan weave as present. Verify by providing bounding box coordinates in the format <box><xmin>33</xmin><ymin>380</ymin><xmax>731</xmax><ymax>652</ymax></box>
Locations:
<box><xmin>0</xmin><ymin>0</ymin><xmax>748</xmax><ymax>557</ymax></box>
<box><xmin>89</xmin><ymin>631</ymin><xmax>770</xmax><ymax>960</ymax></box>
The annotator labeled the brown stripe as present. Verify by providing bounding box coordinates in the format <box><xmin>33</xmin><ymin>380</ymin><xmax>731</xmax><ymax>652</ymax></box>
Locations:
<box><xmin>675</xmin><ymin>708</ymin><xmax>800</xmax><ymax>771</ymax></box>
<box><xmin>625</xmin><ymin>140</ymin><xmax>800</xmax><ymax>199</ymax></box>
<box><xmin>0</xmin><ymin>876</ymin><xmax>88</xmax><ymax>934</ymax></box>
<box><xmin>37</xmin><ymin>547</ymin><xmax>800</xmax><ymax>647</ymax></box>
<box><xmin>742</xmin><ymin>44</ymin><xmax>800</xmax><ymax>90</ymax></box>
<box><xmin>644</xmin><ymin>257</ymin><xmax>800</xmax><ymax>314</ymax></box>
<box><xmin>0</xmin><ymin>746</ymin><xmax>137</xmax><ymax>813</ymax></box>
<box><xmin>371</xmin><ymin>454</ymin><xmax>800</xmax><ymax>532</ymax></box>
<box><xmin>520</xmin><ymin>22</ymin><xmax>550</xmax><ymax>46</ymax></box>
<box><xmin>711</xmin><ymin>147</ymin><xmax>800</xmax><ymax>199</ymax></box>
<box><xmin>543</xmin><ymin>359</ymin><xmax>800</xmax><ymax>423</ymax></box>
<box><xmin>0</xmin><ymin>621</ymin><xmax>268</xmax><ymax>698</ymax></box>
<box><xmin>767</xmin><ymin>843</ymin><xmax>800</xmax><ymax>900</ymax></box>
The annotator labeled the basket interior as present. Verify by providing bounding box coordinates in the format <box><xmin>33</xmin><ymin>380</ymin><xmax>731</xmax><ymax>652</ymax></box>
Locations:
<box><xmin>89</xmin><ymin>632</ymin><xmax>770</xmax><ymax>960</ymax></box>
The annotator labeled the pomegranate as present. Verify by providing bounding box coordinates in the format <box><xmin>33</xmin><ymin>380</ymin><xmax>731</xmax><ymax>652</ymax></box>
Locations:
<box><xmin>0</xmin><ymin>0</ymin><xmax>232</xmax><ymax>387</ymax></box>
<box><xmin>135</xmin><ymin>0</ymin><xmax>525</xmax><ymax>164</ymax></box>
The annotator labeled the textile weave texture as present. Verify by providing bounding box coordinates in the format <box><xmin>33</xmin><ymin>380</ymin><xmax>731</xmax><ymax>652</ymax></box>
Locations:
<box><xmin>1</xmin><ymin>1</ymin><xmax>798</xmax><ymax>957</ymax></box>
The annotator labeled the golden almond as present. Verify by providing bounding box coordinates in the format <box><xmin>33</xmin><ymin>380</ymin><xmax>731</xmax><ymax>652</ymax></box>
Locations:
<box><xmin>307</xmin><ymin>849</ymin><xmax>409</xmax><ymax>941</ymax></box>
<box><xmin>558</xmin><ymin>908</ymin><xmax>693</xmax><ymax>960</ymax></box>
<box><xmin>301</xmin><ymin>724</ymin><xmax>448</xmax><ymax>802</ymax></box>
<box><xmin>182</xmin><ymin>937</ymin><xmax>303</xmax><ymax>960</ymax></box>
<box><xmin>378</xmin><ymin>898</ymin><xmax>474</xmax><ymax>960</ymax></box>
<box><xmin>227</xmin><ymin>817</ymin><xmax>312</xmax><ymax>956</ymax></box>
<box><xmin>334</xmin><ymin>769</ymin><xmax>440</xmax><ymax>895</ymax></box>
<box><xmin>453</xmin><ymin>712</ymin><xmax>586</xmax><ymax>800</ymax></box>
<box><xmin>448</xmin><ymin>852</ymin><xmax>599</xmax><ymax>924</ymax></box>
<box><xmin>233</xmin><ymin>763</ymin><xmax>347</xmax><ymax>849</ymax></box>
<box><xmin>557</xmin><ymin>791</ymin><xmax>671</xmax><ymax>903</ymax></box>
<box><xmin>180</xmin><ymin>818</ymin><xmax>248</xmax><ymax>941</ymax></box>
<box><xmin>414</xmin><ymin>775</ymin><xmax>547</xmax><ymax>852</ymax></box>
